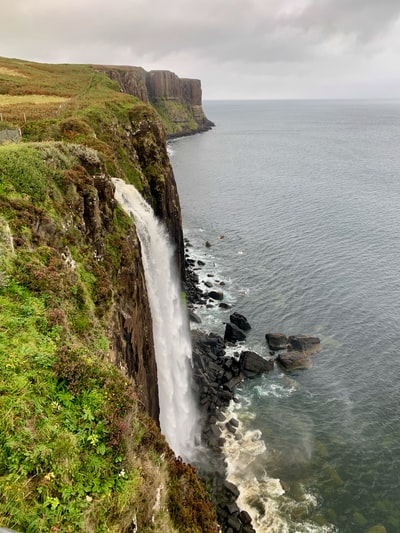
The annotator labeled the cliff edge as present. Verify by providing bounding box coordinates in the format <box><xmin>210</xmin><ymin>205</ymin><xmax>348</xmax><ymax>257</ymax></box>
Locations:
<box><xmin>0</xmin><ymin>56</ymin><xmax>217</xmax><ymax>532</ymax></box>
<box><xmin>96</xmin><ymin>65</ymin><xmax>215</xmax><ymax>137</ymax></box>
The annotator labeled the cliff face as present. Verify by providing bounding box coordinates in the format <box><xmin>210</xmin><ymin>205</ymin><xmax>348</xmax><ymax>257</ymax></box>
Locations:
<box><xmin>0</xmin><ymin>57</ymin><xmax>218</xmax><ymax>532</ymax></box>
<box><xmin>97</xmin><ymin>65</ymin><xmax>214</xmax><ymax>137</ymax></box>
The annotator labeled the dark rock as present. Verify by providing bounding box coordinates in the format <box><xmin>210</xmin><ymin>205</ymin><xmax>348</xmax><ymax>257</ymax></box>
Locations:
<box><xmin>277</xmin><ymin>351</ymin><xmax>312</xmax><ymax>370</ymax></box>
<box><xmin>230</xmin><ymin>312</ymin><xmax>251</xmax><ymax>331</ymax></box>
<box><xmin>229</xmin><ymin>418</ymin><xmax>239</xmax><ymax>428</ymax></box>
<box><xmin>239</xmin><ymin>351</ymin><xmax>274</xmax><ymax>377</ymax></box>
<box><xmin>239</xmin><ymin>510</ymin><xmax>252</xmax><ymax>525</ymax></box>
<box><xmin>189</xmin><ymin>311</ymin><xmax>202</xmax><ymax>323</ymax></box>
<box><xmin>197</xmin><ymin>260</ymin><xmax>205</xmax><ymax>266</ymax></box>
<box><xmin>265</xmin><ymin>333</ymin><xmax>288</xmax><ymax>350</ymax></box>
<box><xmin>204</xmin><ymin>281</ymin><xmax>213</xmax><ymax>288</ymax></box>
<box><xmin>224</xmin><ymin>502</ymin><xmax>240</xmax><ymax>514</ymax></box>
<box><xmin>208</xmin><ymin>290</ymin><xmax>224</xmax><ymax>301</ymax></box>
<box><xmin>227</xmin><ymin>516</ymin><xmax>242</xmax><ymax>531</ymax></box>
<box><xmin>288</xmin><ymin>335</ymin><xmax>321</xmax><ymax>355</ymax></box>
<box><xmin>224</xmin><ymin>375</ymin><xmax>244</xmax><ymax>392</ymax></box>
<box><xmin>226</xmin><ymin>421</ymin><xmax>238</xmax><ymax>434</ymax></box>
<box><xmin>219</xmin><ymin>302</ymin><xmax>231</xmax><ymax>309</ymax></box>
<box><xmin>215</xmin><ymin>410</ymin><xmax>226</xmax><ymax>422</ymax></box>
<box><xmin>224</xmin><ymin>323</ymin><xmax>246</xmax><ymax>343</ymax></box>
<box><xmin>205</xmin><ymin>240</ymin><xmax>211</xmax><ymax>247</ymax></box>
<box><xmin>224</xmin><ymin>481</ymin><xmax>240</xmax><ymax>499</ymax></box>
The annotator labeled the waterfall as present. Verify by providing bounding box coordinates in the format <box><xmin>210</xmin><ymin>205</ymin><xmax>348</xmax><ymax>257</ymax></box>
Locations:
<box><xmin>112</xmin><ymin>178</ymin><xmax>198</xmax><ymax>460</ymax></box>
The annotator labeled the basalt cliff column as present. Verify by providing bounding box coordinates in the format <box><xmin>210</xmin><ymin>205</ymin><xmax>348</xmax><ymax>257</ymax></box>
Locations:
<box><xmin>97</xmin><ymin>65</ymin><xmax>214</xmax><ymax>137</ymax></box>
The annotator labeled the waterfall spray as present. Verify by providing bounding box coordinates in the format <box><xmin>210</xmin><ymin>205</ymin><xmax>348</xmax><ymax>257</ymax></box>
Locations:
<box><xmin>113</xmin><ymin>178</ymin><xmax>198</xmax><ymax>460</ymax></box>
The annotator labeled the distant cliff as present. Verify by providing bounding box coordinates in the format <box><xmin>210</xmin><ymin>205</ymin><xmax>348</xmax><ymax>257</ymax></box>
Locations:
<box><xmin>96</xmin><ymin>66</ymin><xmax>214</xmax><ymax>137</ymax></box>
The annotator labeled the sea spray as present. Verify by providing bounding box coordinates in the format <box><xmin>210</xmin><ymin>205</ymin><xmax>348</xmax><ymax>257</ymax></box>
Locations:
<box><xmin>112</xmin><ymin>178</ymin><xmax>198</xmax><ymax>460</ymax></box>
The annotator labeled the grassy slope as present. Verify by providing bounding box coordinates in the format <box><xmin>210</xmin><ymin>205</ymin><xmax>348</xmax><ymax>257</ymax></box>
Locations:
<box><xmin>0</xmin><ymin>57</ymin><xmax>217</xmax><ymax>532</ymax></box>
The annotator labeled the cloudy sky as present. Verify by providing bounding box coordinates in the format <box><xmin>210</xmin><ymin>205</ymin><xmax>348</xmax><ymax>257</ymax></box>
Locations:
<box><xmin>2</xmin><ymin>0</ymin><xmax>400</xmax><ymax>99</ymax></box>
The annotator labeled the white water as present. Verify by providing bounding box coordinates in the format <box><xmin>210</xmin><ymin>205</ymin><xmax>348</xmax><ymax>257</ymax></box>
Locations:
<box><xmin>112</xmin><ymin>178</ymin><xmax>198</xmax><ymax>460</ymax></box>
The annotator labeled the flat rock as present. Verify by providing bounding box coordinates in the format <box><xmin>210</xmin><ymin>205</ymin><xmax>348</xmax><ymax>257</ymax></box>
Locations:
<box><xmin>265</xmin><ymin>333</ymin><xmax>288</xmax><ymax>350</ymax></box>
<box><xmin>189</xmin><ymin>311</ymin><xmax>202</xmax><ymax>323</ymax></box>
<box><xmin>288</xmin><ymin>335</ymin><xmax>321</xmax><ymax>355</ymax></box>
<box><xmin>277</xmin><ymin>351</ymin><xmax>312</xmax><ymax>370</ymax></box>
<box><xmin>239</xmin><ymin>351</ymin><xmax>274</xmax><ymax>377</ymax></box>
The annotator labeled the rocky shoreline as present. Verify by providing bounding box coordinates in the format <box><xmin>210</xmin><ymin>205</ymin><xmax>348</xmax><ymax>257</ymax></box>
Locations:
<box><xmin>183</xmin><ymin>237</ymin><xmax>321</xmax><ymax>533</ymax></box>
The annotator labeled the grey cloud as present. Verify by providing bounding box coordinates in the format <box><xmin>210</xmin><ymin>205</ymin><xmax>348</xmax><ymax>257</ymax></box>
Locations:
<box><xmin>1</xmin><ymin>0</ymin><xmax>400</xmax><ymax>98</ymax></box>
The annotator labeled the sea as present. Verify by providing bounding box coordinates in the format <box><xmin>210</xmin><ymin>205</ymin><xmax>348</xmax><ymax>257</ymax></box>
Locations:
<box><xmin>168</xmin><ymin>100</ymin><xmax>400</xmax><ymax>533</ymax></box>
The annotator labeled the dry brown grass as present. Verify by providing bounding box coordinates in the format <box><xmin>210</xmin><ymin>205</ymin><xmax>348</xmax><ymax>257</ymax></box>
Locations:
<box><xmin>0</xmin><ymin>66</ymin><xmax>29</xmax><ymax>78</ymax></box>
<box><xmin>0</xmin><ymin>95</ymin><xmax>67</xmax><ymax>106</ymax></box>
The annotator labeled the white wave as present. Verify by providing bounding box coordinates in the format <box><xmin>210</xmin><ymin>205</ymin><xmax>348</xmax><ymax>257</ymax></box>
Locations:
<box><xmin>166</xmin><ymin>143</ymin><xmax>175</xmax><ymax>157</ymax></box>
<box><xmin>219</xmin><ymin>407</ymin><xmax>337</xmax><ymax>533</ymax></box>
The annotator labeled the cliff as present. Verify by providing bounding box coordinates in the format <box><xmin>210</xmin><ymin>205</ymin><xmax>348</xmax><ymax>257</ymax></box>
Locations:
<box><xmin>0</xmin><ymin>56</ymin><xmax>217</xmax><ymax>532</ymax></box>
<box><xmin>96</xmin><ymin>65</ymin><xmax>214</xmax><ymax>137</ymax></box>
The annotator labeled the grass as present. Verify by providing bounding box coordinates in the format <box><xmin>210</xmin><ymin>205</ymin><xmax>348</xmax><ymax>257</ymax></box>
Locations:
<box><xmin>0</xmin><ymin>130</ymin><xmax>217</xmax><ymax>531</ymax></box>
<box><xmin>0</xmin><ymin>95</ymin><xmax>67</xmax><ymax>106</ymax></box>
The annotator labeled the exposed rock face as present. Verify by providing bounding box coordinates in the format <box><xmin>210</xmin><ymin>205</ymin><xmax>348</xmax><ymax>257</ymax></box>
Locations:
<box><xmin>277</xmin><ymin>351</ymin><xmax>312</xmax><ymax>371</ymax></box>
<box><xmin>288</xmin><ymin>335</ymin><xmax>321</xmax><ymax>354</ymax></box>
<box><xmin>224</xmin><ymin>323</ymin><xmax>247</xmax><ymax>343</ymax></box>
<box><xmin>96</xmin><ymin>66</ymin><xmax>214</xmax><ymax>137</ymax></box>
<box><xmin>127</xmin><ymin>105</ymin><xmax>185</xmax><ymax>278</ymax></box>
<box><xmin>239</xmin><ymin>350</ymin><xmax>274</xmax><ymax>377</ymax></box>
<box><xmin>65</xmin><ymin>169</ymin><xmax>161</xmax><ymax>421</ymax></box>
<box><xmin>230</xmin><ymin>312</ymin><xmax>251</xmax><ymax>331</ymax></box>
<box><xmin>265</xmin><ymin>333</ymin><xmax>289</xmax><ymax>350</ymax></box>
<box><xmin>100</xmin><ymin>66</ymin><xmax>149</xmax><ymax>103</ymax></box>
<box><xmin>267</xmin><ymin>333</ymin><xmax>321</xmax><ymax>371</ymax></box>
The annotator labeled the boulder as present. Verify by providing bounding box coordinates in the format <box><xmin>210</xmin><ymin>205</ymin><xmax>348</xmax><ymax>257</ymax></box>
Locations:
<box><xmin>224</xmin><ymin>323</ymin><xmax>246</xmax><ymax>343</ymax></box>
<box><xmin>239</xmin><ymin>351</ymin><xmax>274</xmax><ymax>377</ymax></box>
<box><xmin>265</xmin><ymin>333</ymin><xmax>288</xmax><ymax>351</ymax></box>
<box><xmin>239</xmin><ymin>510</ymin><xmax>252</xmax><ymax>525</ymax></box>
<box><xmin>230</xmin><ymin>312</ymin><xmax>251</xmax><ymax>331</ymax></box>
<box><xmin>288</xmin><ymin>335</ymin><xmax>321</xmax><ymax>355</ymax></box>
<box><xmin>219</xmin><ymin>302</ymin><xmax>231</xmax><ymax>309</ymax></box>
<box><xmin>223</xmin><ymin>375</ymin><xmax>244</xmax><ymax>392</ymax></box>
<box><xmin>208</xmin><ymin>290</ymin><xmax>224</xmax><ymax>301</ymax></box>
<box><xmin>224</xmin><ymin>481</ymin><xmax>240</xmax><ymax>499</ymax></box>
<box><xmin>277</xmin><ymin>351</ymin><xmax>312</xmax><ymax>370</ymax></box>
<box><xmin>189</xmin><ymin>311</ymin><xmax>201</xmax><ymax>323</ymax></box>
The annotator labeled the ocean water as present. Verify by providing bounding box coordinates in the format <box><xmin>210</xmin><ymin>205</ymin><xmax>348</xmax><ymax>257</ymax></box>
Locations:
<box><xmin>169</xmin><ymin>100</ymin><xmax>400</xmax><ymax>533</ymax></box>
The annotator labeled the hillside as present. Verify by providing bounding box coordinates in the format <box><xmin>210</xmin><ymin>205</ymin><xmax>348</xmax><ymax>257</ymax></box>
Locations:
<box><xmin>0</xmin><ymin>56</ymin><xmax>217</xmax><ymax>532</ymax></box>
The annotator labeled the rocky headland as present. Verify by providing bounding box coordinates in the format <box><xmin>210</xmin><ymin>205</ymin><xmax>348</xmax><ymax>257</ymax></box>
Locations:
<box><xmin>96</xmin><ymin>65</ymin><xmax>215</xmax><ymax>137</ymax></box>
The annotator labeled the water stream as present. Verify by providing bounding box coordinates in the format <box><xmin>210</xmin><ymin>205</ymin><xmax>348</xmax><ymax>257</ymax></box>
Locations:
<box><xmin>112</xmin><ymin>178</ymin><xmax>198</xmax><ymax>461</ymax></box>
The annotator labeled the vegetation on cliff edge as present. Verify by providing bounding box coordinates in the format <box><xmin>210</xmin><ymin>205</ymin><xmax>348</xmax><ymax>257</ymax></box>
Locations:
<box><xmin>0</xmin><ymin>57</ymin><xmax>217</xmax><ymax>532</ymax></box>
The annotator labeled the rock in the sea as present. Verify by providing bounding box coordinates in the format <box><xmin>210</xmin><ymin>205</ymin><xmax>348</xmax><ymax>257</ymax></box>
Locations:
<box><xmin>219</xmin><ymin>302</ymin><xmax>231</xmax><ymax>309</ymax></box>
<box><xmin>230</xmin><ymin>312</ymin><xmax>251</xmax><ymax>331</ymax></box>
<box><xmin>224</xmin><ymin>323</ymin><xmax>246</xmax><ymax>343</ymax></box>
<box><xmin>189</xmin><ymin>310</ymin><xmax>202</xmax><ymax>324</ymax></box>
<box><xmin>277</xmin><ymin>351</ymin><xmax>312</xmax><ymax>370</ymax></box>
<box><xmin>288</xmin><ymin>335</ymin><xmax>320</xmax><ymax>355</ymax></box>
<box><xmin>265</xmin><ymin>333</ymin><xmax>289</xmax><ymax>350</ymax></box>
<box><xmin>208</xmin><ymin>290</ymin><xmax>224</xmax><ymax>301</ymax></box>
<box><xmin>239</xmin><ymin>351</ymin><xmax>274</xmax><ymax>377</ymax></box>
